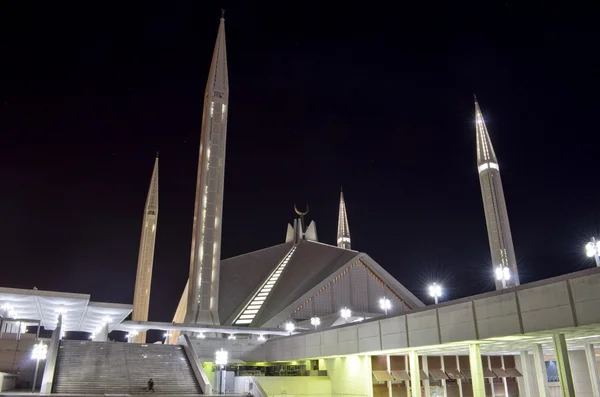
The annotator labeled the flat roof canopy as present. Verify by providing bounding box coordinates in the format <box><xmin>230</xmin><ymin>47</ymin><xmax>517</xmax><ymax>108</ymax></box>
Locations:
<box><xmin>0</xmin><ymin>287</ymin><xmax>132</xmax><ymax>333</ymax></box>
<box><xmin>117</xmin><ymin>320</ymin><xmax>290</xmax><ymax>336</ymax></box>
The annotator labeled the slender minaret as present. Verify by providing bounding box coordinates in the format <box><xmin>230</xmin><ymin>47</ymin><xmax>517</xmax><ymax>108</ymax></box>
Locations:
<box><xmin>337</xmin><ymin>190</ymin><xmax>351</xmax><ymax>249</ymax></box>
<box><xmin>186</xmin><ymin>13</ymin><xmax>229</xmax><ymax>325</ymax></box>
<box><xmin>132</xmin><ymin>155</ymin><xmax>159</xmax><ymax>342</ymax></box>
<box><xmin>475</xmin><ymin>96</ymin><xmax>519</xmax><ymax>289</ymax></box>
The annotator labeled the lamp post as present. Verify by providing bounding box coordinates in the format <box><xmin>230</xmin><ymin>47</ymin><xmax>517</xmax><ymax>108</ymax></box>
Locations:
<box><xmin>310</xmin><ymin>316</ymin><xmax>320</xmax><ymax>330</ymax></box>
<box><xmin>379</xmin><ymin>298</ymin><xmax>392</xmax><ymax>315</ymax></box>
<box><xmin>495</xmin><ymin>266</ymin><xmax>511</xmax><ymax>289</ymax></box>
<box><xmin>31</xmin><ymin>342</ymin><xmax>48</xmax><ymax>392</ymax></box>
<box><xmin>215</xmin><ymin>348</ymin><xmax>228</xmax><ymax>394</ymax></box>
<box><xmin>428</xmin><ymin>283</ymin><xmax>442</xmax><ymax>305</ymax></box>
<box><xmin>585</xmin><ymin>237</ymin><xmax>600</xmax><ymax>267</ymax></box>
<box><xmin>285</xmin><ymin>322</ymin><xmax>295</xmax><ymax>335</ymax></box>
<box><xmin>340</xmin><ymin>307</ymin><xmax>351</xmax><ymax>323</ymax></box>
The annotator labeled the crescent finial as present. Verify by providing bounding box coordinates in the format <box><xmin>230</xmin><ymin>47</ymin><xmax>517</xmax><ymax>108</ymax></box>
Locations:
<box><xmin>294</xmin><ymin>203</ymin><xmax>309</xmax><ymax>216</ymax></box>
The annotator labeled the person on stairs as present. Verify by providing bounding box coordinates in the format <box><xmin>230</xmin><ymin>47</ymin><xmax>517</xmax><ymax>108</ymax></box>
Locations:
<box><xmin>147</xmin><ymin>378</ymin><xmax>154</xmax><ymax>393</ymax></box>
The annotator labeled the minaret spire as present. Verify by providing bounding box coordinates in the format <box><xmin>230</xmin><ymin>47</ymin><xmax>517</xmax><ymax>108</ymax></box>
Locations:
<box><xmin>475</xmin><ymin>96</ymin><xmax>519</xmax><ymax>289</ymax></box>
<box><xmin>186</xmin><ymin>15</ymin><xmax>229</xmax><ymax>325</ymax></box>
<box><xmin>337</xmin><ymin>189</ymin><xmax>351</xmax><ymax>249</ymax></box>
<box><xmin>132</xmin><ymin>156</ymin><xmax>159</xmax><ymax>342</ymax></box>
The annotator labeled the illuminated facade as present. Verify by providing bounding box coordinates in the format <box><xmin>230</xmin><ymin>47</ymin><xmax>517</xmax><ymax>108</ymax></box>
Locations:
<box><xmin>337</xmin><ymin>190</ymin><xmax>351</xmax><ymax>249</ymax></box>
<box><xmin>475</xmin><ymin>97</ymin><xmax>519</xmax><ymax>289</ymax></box>
<box><xmin>131</xmin><ymin>155</ymin><xmax>159</xmax><ymax>343</ymax></box>
<box><xmin>186</xmin><ymin>14</ymin><xmax>229</xmax><ymax>325</ymax></box>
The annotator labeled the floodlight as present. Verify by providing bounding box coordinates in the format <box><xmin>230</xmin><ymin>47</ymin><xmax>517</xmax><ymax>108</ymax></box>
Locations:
<box><xmin>340</xmin><ymin>307</ymin><xmax>351</xmax><ymax>319</ymax></box>
<box><xmin>285</xmin><ymin>322</ymin><xmax>295</xmax><ymax>333</ymax></box>
<box><xmin>215</xmin><ymin>348</ymin><xmax>228</xmax><ymax>366</ymax></box>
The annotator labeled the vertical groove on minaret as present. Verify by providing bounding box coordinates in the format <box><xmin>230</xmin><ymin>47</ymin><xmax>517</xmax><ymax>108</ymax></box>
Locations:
<box><xmin>186</xmin><ymin>15</ymin><xmax>229</xmax><ymax>325</ymax></box>
<box><xmin>475</xmin><ymin>97</ymin><xmax>519</xmax><ymax>289</ymax></box>
<box><xmin>337</xmin><ymin>189</ymin><xmax>351</xmax><ymax>249</ymax></box>
<box><xmin>132</xmin><ymin>155</ymin><xmax>159</xmax><ymax>342</ymax></box>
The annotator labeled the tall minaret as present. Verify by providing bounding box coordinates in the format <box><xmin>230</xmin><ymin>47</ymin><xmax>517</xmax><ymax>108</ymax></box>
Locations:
<box><xmin>132</xmin><ymin>155</ymin><xmax>159</xmax><ymax>342</ymax></box>
<box><xmin>186</xmin><ymin>13</ymin><xmax>229</xmax><ymax>325</ymax></box>
<box><xmin>337</xmin><ymin>190</ymin><xmax>351</xmax><ymax>249</ymax></box>
<box><xmin>475</xmin><ymin>96</ymin><xmax>519</xmax><ymax>289</ymax></box>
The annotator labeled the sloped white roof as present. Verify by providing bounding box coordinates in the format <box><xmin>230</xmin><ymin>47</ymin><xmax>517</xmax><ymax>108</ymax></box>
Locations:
<box><xmin>0</xmin><ymin>287</ymin><xmax>132</xmax><ymax>333</ymax></box>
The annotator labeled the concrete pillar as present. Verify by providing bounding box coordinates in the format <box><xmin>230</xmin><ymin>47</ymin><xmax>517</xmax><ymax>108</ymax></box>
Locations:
<box><xmin>405</xmin><ymin>356</ymin><xmax>411</xmax><ymax>397</ymax></box>
<box><xmin>533</xmin><ymin>344</ymin><xmax>549</xmax><ymax>397</ymax></box>
<box><xmin>570</xmin><ymin>349</ymin><xmax>594</xmax><ymax>397</ymax></box>
<box><xmin>409</xmin><ymin>350</ymin><xmax>421</xmax><ymax>397</ymax></box>
<box><xmin>585</xmin><ymin>344</ymin><xmax>600</xmax><ymax>397</ymax></box>
<box><xmin>440</xmin><ymin>355</ymin><xmax>448</xmax><ymax>397</ymax></box>
<box><xmin>422</xmin><ymin>355</ymin><xmax>431</xmax><ymax>397</ymax></box>
<box><xmin>456</xmin><ymin>355</ymin><xmax>464</xmax><ymax>397</ymax></box>
<box><xmin>519</xmin><ymin>350</ymin><xmax>535</xmax><ymax>397</ymax></box>
<box><xmin>387</xmin><ymin>355</ymin><xmax>393</xmax><ymax>397</ymax></box>
<box><xmin>487</xmin><ymin>356</ymin><xmax>495</xmax><ymax>397</ymax></box>
<box><xmin>41</xmin><ymin>314</ymin><xmax>62</xmax><ymax>394</ymax></box>
<box><xmin>553</xmin><ymin>333</ymin><xmax>575</xmax><ymax>397</ymax></box>
<box><xmin>468</xmin><ymin>344</ymin><xmax>485</xmax><ymax>397</ymax></box>
<box><xmin>500</xmin><ymin>356</ymin><xmax>509</xmax><ymax>397</ymax></box>
<box><xmin>94</xmin><ymin>323</ymin><xmax>109</xmax><ymax>342</ymax></box>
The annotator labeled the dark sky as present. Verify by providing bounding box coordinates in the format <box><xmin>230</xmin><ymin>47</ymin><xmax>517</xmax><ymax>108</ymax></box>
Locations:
<box><xmin>2</xmin><ymin>2</ymin><xmax>599</xmax><ymax>323</ymax></box>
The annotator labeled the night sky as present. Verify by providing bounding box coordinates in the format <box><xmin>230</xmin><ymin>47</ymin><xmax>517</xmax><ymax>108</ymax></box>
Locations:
<box><xmin>2</xmin><ymin>2</ymin><xmax>599</xmax><ymax>323</ymax></box>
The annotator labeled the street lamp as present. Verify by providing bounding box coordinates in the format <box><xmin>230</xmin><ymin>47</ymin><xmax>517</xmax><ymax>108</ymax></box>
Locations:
<box><xmin>340</xmin><ymin>307</ymin><xmax>351</xmax><ymax>322</ymax></box>
<box><xmin>495</xmin><ymin>266</ymin><xmax>511</xmax><ymax>288</ymax></box>
<box><xmin>310</xmin><ymin>316</ymin><xmax>321</xmax><ymax>330</ymax></box>
<box><xmin>379</xmin><ymin>298</ymin><xmax>392</xmax><ymax>315</ymax></box>
<box><xmin>585</xmin><ymin>237</ymin><xmax>600</xmax><ymax>267</ymax></box>
<box><xmin>257</xmin><ymin>334</ymin><xmax>266</xmax><ymax>342</ymax></box>
<box><xmin>228</xmin><ymin>334</ymin><xmax>236</xmax><ymax>340</ymax></box>
<box><xmin>285</xmin><ymin>322</ymin><xmax>295</xmax><ymax>335</ymax></box>
<box><xmin>31</xmin><ymin>342</ymin><xmax>48</xmax><ymax>392</ymax></box>
<box><xmin>196</xmin><ymin>332</ymin><xmax>206</xmax><ymax>339</ymax></box>
<box><xmin>215</xmin><ymin>349</ymin><xmax>228</xmax><ymax>394</ymax></box>
<box><xmin>428</xmin><ymin>283</ymin><xmax>442</xmax><ymax>305</ymax></box>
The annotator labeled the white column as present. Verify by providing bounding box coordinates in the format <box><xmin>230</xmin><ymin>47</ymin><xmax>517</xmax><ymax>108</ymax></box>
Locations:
<box><xmin>500</xmin><ymin>356</ymin><xmax>509</xmax><ymax>397</ymax></box>
<box><xmin>440</xmin><ymin>355</ymin><xmax>448</xmax><ymax>397</ymax></box>
<box><xmin>585</xmin><ymin>344</ymin><xmax>600</xmax><ymax>397</ymax></box>
<box><xmin>553</xmin><ymin>333</ymin><xmax>575</xmax><ymax>397</ymax></box>
<box><xmin>519</xmin><ymin>350</ymin><xmax>535</xmax><ymax>397</ymax></box>
<box><xmin>409</xmin><ymin>350</ymin><xmax>421</xmax><ymax>397</ymax></box>
<box><xmin>40</xmin><ymin>314</ymin><xmax>62</xmax><ymax>393</ymax></box>
<box><xmin>468</xmin><ymin>344</ymin><xmax>486</xmax><ymax>397</ymax></box>
<box><xmin>405</xmin><ymin>356</ymin><xmax>411</xmax><ymax>397</ymax></box>
<box><xmin>94</xmin><ymin>323</ymin><xmax>109</xmax><ymax>342</ymax></box>
<box><xmin>487</xmin><ymin>356</ymin><xmax>495</xmax><ymax>397</ymax></box>
<box><xmin>456</xmin><ymin>355</ymin><xmax>464</xmax><ymax>397</ymax></box>
<box><xmin>422</xmin><ymin>355</ymin><xmax>431</xmax><ymax>397</ymax></box>
<box><xmin>387</xmin><ymin>355</ymin><xmax>393</xmax><ymax>397</ymax></box>
<box><xmin>570</xmin><ymin>349</ymin><xmax>594</xmax><ymax>397</ymax></box>
<box><xmin>533</xmin><ymin>344</ymin><xmax>549</xmax><ymax>397</ymax></box>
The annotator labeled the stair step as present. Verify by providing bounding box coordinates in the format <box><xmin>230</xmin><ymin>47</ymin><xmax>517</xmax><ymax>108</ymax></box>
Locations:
<box><xmin>52</xmin><ymin>341</ymin><xmax>202</xmax><ymax>395</ymax></box>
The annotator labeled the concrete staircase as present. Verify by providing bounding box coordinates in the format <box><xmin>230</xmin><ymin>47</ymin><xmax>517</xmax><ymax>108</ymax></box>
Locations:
<box><xmin>52</xmin><ymin>340</ymin><xmax>202</xmax><ymax>394</ymax></box>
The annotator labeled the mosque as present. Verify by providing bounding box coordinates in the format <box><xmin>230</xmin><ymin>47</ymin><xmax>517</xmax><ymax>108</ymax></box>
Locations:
<box><xmin>2</xmin><ymin>12</ymin><xmax>599</xmax><ymax>397</ymax></box>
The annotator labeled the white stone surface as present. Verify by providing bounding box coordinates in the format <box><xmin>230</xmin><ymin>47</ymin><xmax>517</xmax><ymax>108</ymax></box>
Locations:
<box><xmin>570</xmin><ymin>273</ymin><xmax>600</xmax><ymax>326</ymax></box>
<box><xmin>407</xmin><ymin>310</ymin><xmax>439</xmax><ymax>347</ymax></box>
<box><xmin>518</xmin><ymin>282</ymin><xmax>575</xmax><ymax>332</ymax></box>
<box><xmin>570</xmin><ymin>350</ymin><xmax>594</xmax><ymax>397</ymax></box>
<box><xmin>474</xmin><ymin>293</ymin><xmax>521</xmax><ymax>339</ymax></box>
<box><xmin>438</xmin><ymin>302</ymin><xmax>477</xmax><ymax>343</ymax></box>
